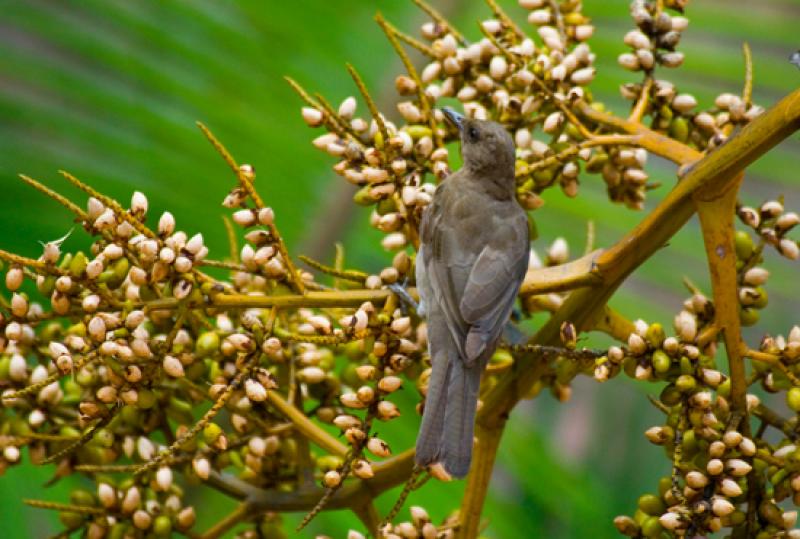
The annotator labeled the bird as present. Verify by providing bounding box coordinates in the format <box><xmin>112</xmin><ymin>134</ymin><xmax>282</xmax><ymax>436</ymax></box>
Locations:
<box><xmin>413</xmin><ymin>107</ymin><xmax>530</xmax><ymax>478</ymax></box>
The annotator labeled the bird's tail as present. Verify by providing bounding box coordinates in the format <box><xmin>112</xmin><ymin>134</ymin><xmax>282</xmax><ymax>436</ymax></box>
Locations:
<box><xmin>415</xmin><ymin>349</ymin><xmax>482</xmax><ymax>479</ymax></box>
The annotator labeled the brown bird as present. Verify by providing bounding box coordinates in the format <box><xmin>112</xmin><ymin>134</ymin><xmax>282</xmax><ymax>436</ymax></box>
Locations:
<box><xmin>414</xmin><ymin>108</ymin><xmax>530</xmax><ymax>478</ymax></box>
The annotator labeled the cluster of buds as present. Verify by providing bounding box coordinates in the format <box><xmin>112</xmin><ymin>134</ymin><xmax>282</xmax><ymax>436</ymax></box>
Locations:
<box><xmin>55</xmin><ymin>483</ymin><xmax>197</xmax><ymax>537</ymax></box>
<box><xmin>593</xmin><ymin>145</ymin><xmax>650</xmax><ymax>209</ymax></box>
<box><xmin>618</xmin><ymin>1</ymin><xmax>688</xmax><ymax>73</ymax></box>
<box><xmin>592</xmin><ymin>314</ymin><xmax>716</xmax><ymax>387</ymax></box>
<box><xmin>732</xmin><ymin>199</ymin><xmax>799</xmax><ymax>326</ymax></box>
<box><xmin>519</xmin><ymin>237</ymin><xmax>570</xmax><ymax>316</ymax></box>
<box><xmin>373</xmin><ymin>505</ymin><xmax>454</xmax><ymax>539</ymax></box>
<box><xmin>0</xmin><ymin>139</ymin><xmax>435</xmax><ymax>536</ymax></box>
<box><xmin>303</xmin><ymin>89</ymin><xmax>444</xmax><ymax>254</ymax></box>
<box><xmin>623</xmin><ymin>419</ymin><xmax>800</xmax><ymax>538</ymax></box>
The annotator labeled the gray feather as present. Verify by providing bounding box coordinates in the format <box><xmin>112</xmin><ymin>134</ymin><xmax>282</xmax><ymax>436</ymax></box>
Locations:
<box><xmin>413</xmin><ymin>117</ymin><xmax>530</xmax><ymax>479</ymax></box>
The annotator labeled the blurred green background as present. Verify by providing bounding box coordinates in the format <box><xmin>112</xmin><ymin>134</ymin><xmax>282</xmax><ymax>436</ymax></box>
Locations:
<box><xmin>1</xmin><ymin>0</ymin><xmax>798</xmax><ymax>537</ymax></box>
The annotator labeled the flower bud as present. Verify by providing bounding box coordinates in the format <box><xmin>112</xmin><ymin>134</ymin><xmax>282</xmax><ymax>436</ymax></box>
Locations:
<box><xmin>163</xmin><ymin>355</ymin><xmax>185</xmax><ymax>378</ymax></box>
<box><xmin>131</xmin><ymin>191</ymin><xmax>148</xmax><ymax>215</ymax></box>
<box><xmin>324</xmin><ymin>470</ymin><xmax>342</xmax><ymax>488</ymax></box>
<box><xmin>711</xmin><ymin>497</ymin><xmax>735</xmax><ymax>517</ymax></box>
<box><xmin>155</xmin><ymin>466</ymin><xmax>173</xmax><ymax>491</ymax></box>
<box><xmin>5</xmin><ymin>267</ymin><xmax>23</xmax><ymax>291</ymax></box>
<box><xmin>245</xmin><ymin>379</ymin><xmax>268</xmax><ymax>402</ymax></box>
<box><xmin>726</xmin><ymin>459</ymin><xmax>752</xmax><ymax>477</ymax></box>
<box><xmin>176</xmin><ymin>506</ymin><xmax>196</xmax><ymax>530</ymax></box>
<box><xmin>232</xmin><ymin>209</ymin><xmax>256</xmax><ymax>227</ymax></box>
<box><xmin>340</xmin><ymin>392</ymin><xmax>366</xmax><ymax>409</ymax></box>
<box><xmin>720</xmin><ymin>478</ymin><xmax>742</xmax><ymax>497</ymax></box>
<box><xmin>686</xmin><ymin>470</ymin><xmax>709</xmax><ymax>489</ymax></box>
<box><xmin>133</xmin><ymin>509</ymin><xmax>152</xmax><ymax>530</ymax></box>
<box><xmin>302</xmin><ymin>107</ymin><xmax>324</xmax><ymax>127</ymax></box>
<box><xmin>377</xmin><ymin>400</ymin><xmax>401</xmax><ymax>420</ymax></box>
<box><xmin>352</xmin><ymin>459</ymin><xmax>374</xmax><ymax>479</ymax></box>
<box><xmin>659</xmin><ymin>512</ymin><xmax>682</xmax><ymax>530</ymax></box>
<box><xmin>193</xmin><ymin>457</ymin><xmax>210</xmax><ymax>480</ymax></box>
<box><xmin>367</xmin><ymin>437</ymin><xmax>391</xmax><ymax>457</ymax></box>
<box><xmin>338</xmin><ymin>96</ymin><xmax>357</xmax><ymax>119</ymax></box>
<box><xmin>98</xmin><ymin>483</ymin><xmax>116</xmax><ymax>508</ymax></box>
<box><xmin>543</xmin><ymin>111</ymin><xmax>564</xmax><ymax>134</ymax></box>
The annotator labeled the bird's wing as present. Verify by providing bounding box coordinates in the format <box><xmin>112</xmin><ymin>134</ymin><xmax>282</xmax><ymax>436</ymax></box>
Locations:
<box><xmin>422</xmin><ymin>183</ymin><xmax>471</xmax><ymax>361</ymax></box>
<box><xmin>423</xmin><ymin>183</ymin><xmax>529</xmax><ymax>366</ymax></box>
<box><xmin>459</xmin><ymin>212</ymin><xmax>529</xmax><ymax>365</ymax></box>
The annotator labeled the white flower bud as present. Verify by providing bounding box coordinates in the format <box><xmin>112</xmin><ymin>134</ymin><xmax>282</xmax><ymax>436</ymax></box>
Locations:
<box><xmin>131</xmin><ymin>191</ymin><xmax>148</xmax><ymax>215</ymax></box>
<box><xmin>711</xmin><ymin>497</ymin><xmax>735</xmax><ymax>517</ymax></box>
<box><xmin>42</xmin><ymin>241</ymin><xmax>60</xmax><ymax>264</ymax></box>
<box><xmin>543</xmin><ymin>111</ymin><xmax>564</xmax><ymax>134</ymax></box>
<box><xmin>720</xmin><ymin>478</ymin><xmax>742</xmax><ymax>497</ymax></box>
<box><xmin>571</xmin><ymin>67</ymin><xmax>595</xmax><ymax>85</ymax></box>
<box><xmin>550</xmin><ymin>63</ymin><xmax>567</xmax><ymax>81</ymax></box>
<box><xmin>338</xmin><ymin>96</ymin><xmax>357</xmax><ymax>120</ymax></box>
<box><xmin>3</xmin><ymin>445</ymin><xmax>20</xmax><ymax>462</ymax></box>
<box><xmin>489</xmin><ymin>55</ymin><xmax>508</xmax><ymax>79</ymax></box>
<box><xmin>94</xmin><ymin>208</ymin><xmax>117</xmax><ymax>230</ymax></box>
<box><xmin>88</xmin><ymin>316</ymin><xmax>107</xmax><ymax>342</ymax></box>
<box><xmin>574</xmin><ymin>24</ymin><xmax>594</xmax><ymax>41</ymax></box>
<box><xmin>660</xmin><ymin>51</ymin><xmax>684</xmax><ymax>68</ymax></box>
<box><xmin>726</xmin><ymin>458</ymin><xmax>752</xmax><ymax>477</ymax></box>
<box><xmin>162</xmin><ymin>355</ymin><xmax>185</xmax><ymax>378</ymax></box>
<box><xmin>120</xmin><ymin>486</ymin><xmax>141</xmax><ymax>515</ymax></box>
<box><xmin>193</xmin><ymin>457</ymin><xmax>210</xmax><ymax>479</ymax></box>
<box><xmin>623</xmin><ymin>30</ymin><xmax>650</xmax><ymax>49</ymax></box>
<box><xmin>779</xmin><ymin>239</ymin><xmax>799</xmax><ymax>260</ymax></box>
<box><xmin>671</xmin><ymin>93</ymin><xmax>697</xmax><ymax>114</ymax></box>
<box><xmin>5</xmin><ymin>267</ymin><xmax>23</xmax><ymax>291</ymax></box>
<box><xmin>301</xmin><ymin>107</ymin><xmax>324</xmax><ymax>127</ymax></box>
<box><xmin>299</xmin><ymin>366</ymin><xmax>326</xmax><ymax>384</ymax></box>
<box><xmin>8</xmin><ymin>354</ymin><xmax>27</xmax><ymax>381</ymax></box>
<box><xmin>352</xmin><ymin>459</ymin><xmax>374</xmax><ymax>479</ymax></box>
<box><xmin>155</xmin><ymin>466</ymin><xmax>172</xmax><ymax>491</ymax></box>
<box><xmin>340</xmin><ymin>392</ymin><xmax>366</xmax><ymax>409</ymax></box>
<box><xmin>98</xmin><ymin>483</ymin><xmax>116</xmax><ymax>508</ymax></box>
<box><xmin>456</xmin><ymin>85</ymin><xmax>478</xmax><ymax>102</ymax></box>
<box><xmin>674</xmin><ymin>310</ymin><xmax>697</xmax><ymax>342</ymax></box>
<box><xmin>10</xmin><ymin>293</ymin><xmax>28</xmax><ymax>318</ymax></box>
<box><xmin>137</xmin><ymin>437</ymin><xmax>155</xmax><ymax>461</ymax></box>
<box><xmin>671</xmin><ymin>16</ymin><xmax>689</xmax><ymax>31</ymax></box>
<box><xmin>538</xmin><ymin>26</ymin><xmax>562</xmax><ymax>50</ymax></box>
<box><xmin>324</xmin><ymin>470</ymin><xmax>342</xmax><ymax>488</ymax></box>
<box><xmin>686</xmin><ymin>470</ymin><xmax>709</xmax><ymax>489</ymax></box>
<box><xmin>366</xmin><ymin>437</ymin><xmax>391</xmax><ymax>457</ymax></box>
<box><xmin>381</xmin><ymin>232</ymin><xmax>407</xmax><ymax>251</ymax></box>
<box><xmin>618</xmin><ymin>52</ymin><xmax>639</xmax><ymax>70</ymax></box>
<box><xmin>245</xmin><ymin>379</ymin><xmax>267</xmax><ymax>402</ymax></box>
<box><xmin>232</xmin><ymin>209</ymin><xmax>256</xmax><ymax>227</ymax></box>
<box><xmin>377</xmin><ymin>400</ymin><xmax>401</xmax><ymax>420</ymax></box>
<box><xmin>168</xmin><ymin>255</ymin><xmax>190</xmax><ymax>273</ymax></box>
<box><xmin>421</xmin><ymin>62</ymin><xmax>441</xmax><ymax>84</ymax></box>
<box><xmin>258</xmin><ymin>207</ymin><xmax>275</xmax><ymax>226</ymax></box>
<box><xmin>87</xmin><ymin>197</ymin><xmax>105</xmax><ymax>219</ymax></box>
<box><xmin>528</xmin><ymin>9</ymin><xmax>550</xmax><ymax>25</ymax></box>
<box><xmin>659</xmin><ymin>512</ymin><xmax>682</xmax><ymax>530</ymax></box>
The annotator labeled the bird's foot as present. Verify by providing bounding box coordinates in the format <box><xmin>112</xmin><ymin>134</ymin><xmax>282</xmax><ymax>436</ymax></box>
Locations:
<box><xmin>388</xmin><ymin>280</ymin><xmax>419</xmax><ymax>314</ymax></box>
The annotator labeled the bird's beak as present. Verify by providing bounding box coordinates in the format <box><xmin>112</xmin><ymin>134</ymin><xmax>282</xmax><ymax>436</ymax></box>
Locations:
<box><xmin>442</xmin><ymin>107</ymin><xmax>465</xmax><ymax>132</ymax></box>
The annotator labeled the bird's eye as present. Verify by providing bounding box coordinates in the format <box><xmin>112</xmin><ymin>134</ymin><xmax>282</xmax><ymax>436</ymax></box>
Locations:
<box><xmin>467</xmin><ymin>126</ymin><xmax>479</xmax><ymax>141</ymax></box>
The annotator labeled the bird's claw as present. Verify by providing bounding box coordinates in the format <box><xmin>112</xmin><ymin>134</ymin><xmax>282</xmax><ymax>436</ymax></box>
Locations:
<box><xmin>388</xmin><ymin>280</ymin><xmax>418</xmax><ymax>314</ymax></box>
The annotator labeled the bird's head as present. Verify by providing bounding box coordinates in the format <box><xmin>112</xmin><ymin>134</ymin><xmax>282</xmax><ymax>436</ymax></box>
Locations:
<box><xmin>442</xmin><ymin>107</ymin><xmax>516</xmax><ymax>180</ymax></box>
